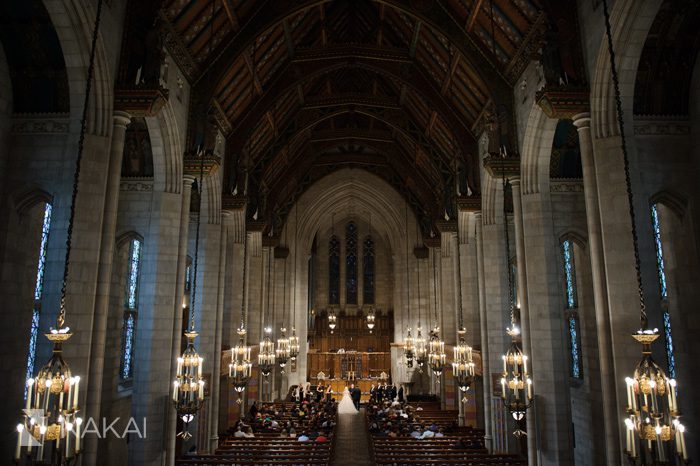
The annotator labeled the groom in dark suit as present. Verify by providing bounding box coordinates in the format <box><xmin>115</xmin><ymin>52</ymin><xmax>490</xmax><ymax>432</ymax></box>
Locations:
<box><xmin>350</xmin><ymin>383</ymin><xmax>362</xmax><ymax>410</ymax></box>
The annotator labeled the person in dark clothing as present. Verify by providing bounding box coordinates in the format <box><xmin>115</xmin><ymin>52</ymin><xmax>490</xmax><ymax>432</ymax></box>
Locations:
<box><xmin>398</xmin><ymin>385</ymin><xmax>404</xmax><ymax>402</ymax></box>
<box><xmin>376</xmin><ymin>384</ymin><xmax>384</xmax><ymax>403</ymax></box>
<box><xmin>350</xmin><ymin>383</ymin><xmax>362</xmax><ymax>410</ymax></box>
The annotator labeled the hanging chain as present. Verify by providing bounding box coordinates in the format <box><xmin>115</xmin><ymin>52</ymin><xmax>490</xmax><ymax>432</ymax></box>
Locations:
<box><xmin>240</xmin><ymin>212</ymin><xmax>249</xmax><ymax>332</ymax></box>
<box><xmin>404</xmin><ymin>201</ymin><xmax>411</xmax><ymax>327</ymax></box>
<box><xmin>416</xmin><ymin>230</ymin><xmax>422</xmax><ymax>328</ymax></box>
<box><xmin>57</xmin><ymin>0</ymin><xmax>104</xmax><ymax>329</ymax></box>
<box><xmin>292</xmin><ymin>204</ymin><xmax>298</xmax><ymax>329</ymax></box>
<box><xmin>501</xmin><ymin>171</ymin><xmax>515</xmax><ymax>328</ymax></box>
<box><xmin>265</xmin><ymin>229</ymin><xmax>272</xmax><ymax>328</ymax></box>
<box><xmin>189</xmin><ymin>153</ymin><xmax>205</xmax><ymax>332</ymax></box>
<box><xmin>282</xmin><ymin>225</ymin><xmax>288</xmax><ymax>327</ymax></box>
<box><xmin>432</xmin><ymin>246</ymin><xmax>439</xmax><ymax>328</ymax></box>
<box><xmin>602</xmin><ymin>0</ymin><xmax>647</xmax><ymax>329</ymax></box>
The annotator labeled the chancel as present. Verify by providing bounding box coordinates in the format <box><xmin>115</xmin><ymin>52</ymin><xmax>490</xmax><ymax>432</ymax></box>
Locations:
<box><xmin>1</xmin><ymin>0</ymin><xmax>698</xmax><ymax>465</ymax></box>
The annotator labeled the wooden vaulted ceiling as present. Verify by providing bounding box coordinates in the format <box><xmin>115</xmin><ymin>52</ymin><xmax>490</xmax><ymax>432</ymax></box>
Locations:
<box><xmin>161</xmin><ymin>0</ymin><xmax>545</xmax><ymax>232</ymax></box>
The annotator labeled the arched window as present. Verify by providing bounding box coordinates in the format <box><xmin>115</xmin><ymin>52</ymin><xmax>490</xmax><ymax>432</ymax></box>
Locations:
<box><xmin>651</xmin><ymin>203</ymin><xmax>675</xmax><ymax>378</ymax></box>
<box><xmin>329</xmin><ymin>236</ymin><xmax>340</xmax><ymax>305</ymax></box>
<box><xmin>363</xmin><ymin>236</ymin><xmax>375</xmax><ymax>304</ymax></box>
<box><xmin>25</xmin><ymin>202</ymin><xmax>52</xmax><ymax>397</ymax></box>
<box><xmin>345</xmin><ymin>222</ymin><xmax>358</xmax><ymax>305</ymax></box>
<box><xmin>121</xmin><ymin>238</ymin><xmax>142</xmax><ymax>381</ymax></box>
<box><xmin>561</xmin><ymin>239</ymin><xmax>582</xmax><ymax>379</ymax></box>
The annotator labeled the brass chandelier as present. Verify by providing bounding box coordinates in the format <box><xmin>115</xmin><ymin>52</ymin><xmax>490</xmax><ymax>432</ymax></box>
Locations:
<box><xmin>172</xmin><ymin>144</ymin><xmax>208</xmax><ymax>440</ymax></box>
<box><xmin>365</xmin><ymin>305</ymin><xmax>376</xmax><ymax>333</ymax></box>
<box><xmin>15</xmin><ymin>1</ymin><xmax>104</xmax><ymax>462</ymax></box>
<box><xmin>498</xmin><ymin>170</ymin><xmax>533</xmax><ymax>435</ymax></box>
<box><xmin>229</xmin><ymin>222</ymin><xmax>252</xmax><ymax>395</ymax></box>
<box><xmin>427</xmin><ymin>248</ymin><xmax>446</xmax><ymax>379</ymax></box>
<box><xmin>600</xmin><ymin>0</ymin><xmax>688</xmax><ymax>462</ymax></box>
<box><xmin>258</xmin><ymin>249</ymin><xmax>275</xmax><ymax>377</ymax></box>
<box><xmin>402</xmin><ymin>201</ymin><xmax>415</xmax><ymax>366</ymax></box>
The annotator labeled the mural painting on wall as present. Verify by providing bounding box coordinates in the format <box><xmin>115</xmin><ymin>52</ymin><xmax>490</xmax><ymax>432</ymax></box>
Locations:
<box><xmin>121</xmin><ymin>118</ymin><xmax>154</xmax><ymax>178</ymax></box>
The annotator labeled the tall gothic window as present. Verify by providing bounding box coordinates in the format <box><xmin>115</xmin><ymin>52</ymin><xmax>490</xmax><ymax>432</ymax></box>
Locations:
<box><xmin>363</xmin><ymin>236</ymin><xmax>375</xmax><ymax>304</ymax></box>
<box><xmin>651</xmin><ymin>203</ymin><xmax>675</xmax><ymax>378</ymax></box>
<box><xmin>345</xmin><ymin>222</ymin><xmax>358</xmax><ymax>304</ymax></box>
<box><xmin>120</xmin><ymin>238</ymin><xmax>142</xmax><ymax>381</ymax></box>
<box><xmin>25</xmin><ymin>203</ymin><xmax>52</xmax><ymax>397</ymax></box>
<box><xmin>329</xmin><ymin>236</ymin><xmax>340</xmax><ymax>305</ymax></box>
<box><xmin>562</xmin><ymin>240</ymin><xmax>578</xmax><ymax>309</ymax></box>
<box><xmin>562</xmin><ymin>239</ymin><xmax>582</xmax><ymax>379</ymax></box>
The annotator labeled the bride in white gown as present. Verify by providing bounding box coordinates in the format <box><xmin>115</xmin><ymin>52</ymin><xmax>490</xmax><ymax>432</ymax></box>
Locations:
<box><xmin>337</xmin><ymin>386</ymin><xmax>358</xmax><ymax>414</ymax></box>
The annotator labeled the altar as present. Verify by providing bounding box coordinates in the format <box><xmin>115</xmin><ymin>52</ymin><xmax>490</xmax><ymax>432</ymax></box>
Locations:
<box><xmin>307</xmin><ymin>350</ymin><xmax>392</xmax><ymax>400</ymax></box>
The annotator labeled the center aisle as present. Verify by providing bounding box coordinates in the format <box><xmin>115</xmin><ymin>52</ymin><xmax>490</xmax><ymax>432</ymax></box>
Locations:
<box><xmin>332</xmin><ymin>408</ymin><xmax>373</xmax><ymax>466</ymax></box>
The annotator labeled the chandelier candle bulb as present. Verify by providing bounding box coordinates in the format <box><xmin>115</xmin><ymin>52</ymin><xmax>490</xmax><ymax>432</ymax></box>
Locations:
<box><xmin>26</xmin><ymin>378</ymin><xmax>33</xmax><ymax>411</ymax></box>
<box><xmin>75</xmin><ymin>417</ymin><xmax>82</xmax><ymax>452</ymax></box>
<box><xmin>15</xmin><ymin>424</ymin><xmax>22</xmax><ymax>460</ymax></box>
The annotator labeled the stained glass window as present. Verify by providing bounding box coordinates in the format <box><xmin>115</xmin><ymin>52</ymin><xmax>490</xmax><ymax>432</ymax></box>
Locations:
<box><xmin>346</xmin><ymin>222</ymin><xmax>358</xmax><ymax>305</ymax></box>
<box><xmin>363</xmin><ymin>236</ymin><xmax>375</xmax><ymax>304</ymax></box>
<box><xmin>329</xmin><ymin>236</ymin><xmax>340</xmax><ymax>305</ymax></box>
<box><xmin>651</xmin><ymin>204</ymin><xmax>667</xmax><ymax>299</ymax></box>
<box><xmin>651</xmin><ymin>203</ymin><xmax>675</xmax><ymax>378</ymax></box>
<box><xmin>121</xmin><ymin>238</ymin><xmax>142</xmax><ymax>381</ymax></box>
<box><xmin>568</xmin><ymin>314</ymin><xmax>582</xmax><ymax>379</ymax></box>
<box><xmin>25</xmin><ymin>203</ymin><xmax>52</xmax><ymax>397</ymax></box>
<box><xmin>562</xmin><ymin>240</ymin><xmax>577</xmax><ymax>309</ymax></box>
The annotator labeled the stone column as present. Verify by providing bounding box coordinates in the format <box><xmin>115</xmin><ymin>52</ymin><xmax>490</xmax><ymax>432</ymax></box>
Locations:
<box><xmin>165</xmin><ymin>175</ymin><xmax>194</xmax><ymax>464</ymax></box>
<box><xmin>520</xmin><ymin>187</ymin><xmax>573</xmax><ymax>465</ymax></box>
<box><xmin>573</xmin><ymin>112</ymin><xmax>620</xmax><ymax>466</ymax></box>
<box><xmin>209</xmin><ymin>212</ymin><xmax>228</xmax><ymax>452</ymax></box>
<box><xmin>474</xmin><ymin>213</ymin><xmax>492</xmax><ymax>450</ymax></box>
<box><xmin>83</xmin><ymin>110</ymin><xmax>131</xmax><ymax>464</ymax></box>
<box><xmin>129</xmin><ymin>190</ymin><xmax>184</xmax><ymax>466</ymax></box>
<box><xmin>509</xmin><ymin>177</ymin><xmax>537</xmax><ymax>465</ymax></box>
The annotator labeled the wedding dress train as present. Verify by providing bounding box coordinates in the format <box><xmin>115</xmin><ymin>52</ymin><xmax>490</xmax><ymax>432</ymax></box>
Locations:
<box><xmin>337</xmin><ymin>387</ymin><xmax>358</xmax><ymax>414</ymax></box>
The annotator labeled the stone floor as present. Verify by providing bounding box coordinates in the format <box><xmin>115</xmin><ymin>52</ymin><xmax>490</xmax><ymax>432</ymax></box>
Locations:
<box><xmin>332</xmin><ymin>407</ymin><xmax>373</xmax><ymax>466</ymax></box>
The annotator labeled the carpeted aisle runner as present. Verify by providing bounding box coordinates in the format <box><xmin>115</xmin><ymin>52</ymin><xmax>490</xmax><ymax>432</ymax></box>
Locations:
<box><xmin>332</xmin><ymin>407</ymin><xmax>373</xmax><ymax>466</ymax></box>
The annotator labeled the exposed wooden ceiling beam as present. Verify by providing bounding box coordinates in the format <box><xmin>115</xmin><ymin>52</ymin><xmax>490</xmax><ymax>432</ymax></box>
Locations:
<box><xmin>425</xmin><ymin>111</ymin><xmax>437</xmax><ymax>137</ymax></box>
<box><xmin>467</xmin><ymin>0</ymin><xmax>485</xmax><ymax>32</ymax></box>
<box><xmin>243</xmin><ymin>52</ymin><xmax>264</xmax><ymax>95</ymax></box>
<box><xmin>296</xmin><ymin>84</ymin><xmax>305</xmax><ymax>105</ymax></box>
<box><xmin>441</xmin><ymin>54</ymin><xmax>460</xmax><ymax>94</ymax></box>
<box><xmin>221</xmin><ymin>0</ymin><xmax>240</xmax><ymax>30</ymax></box>
<box><xmin>409</xmin><ymin>20</ymin><xmax>422</xmax><ymax>57</ymax></box>
<box><xmin>282</xmin><ymin>19</ymin><xmax>295</xmax><ymax>59</ymax></box>
<box><xmin>320</xmin><ymin>3</ymin><xmax>328</xmax><ymax>46</ymax></box>
<box><xmin>265</xmin><ymin>111</ymin><xmax>278</xmax><ymax>137</ymax></box>
<box><xmin>377</xmin><ymin>4</ymin><xmax>385</xmax><ymax>46</ymax></box>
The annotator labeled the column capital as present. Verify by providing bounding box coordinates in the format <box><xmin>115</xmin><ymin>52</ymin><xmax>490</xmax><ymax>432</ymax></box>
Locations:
<box><xmin>113</xmin><ymin>110</ymin><xmax>132</xmax><ymax>128</ymax></box>
<box><xmin>509</xmin><ymin>177</ymin><xmax>522</xmax><ymax>187</ymax></box>
<box><xmin>572</xmin><ymin>112</ymin><xmax>591</xmax><ymax>130</ymax></box>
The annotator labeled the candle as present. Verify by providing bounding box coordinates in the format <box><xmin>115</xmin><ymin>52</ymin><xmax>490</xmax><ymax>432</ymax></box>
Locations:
<box><xmin>523</xmin><ymin>356</ymin><xmax>528</xmax><ymax>376</ymax></box>
<box><xmin>198</xmin><ymin>357</ymin><xmax>203</xmax><ymax>378</ymax></box>
<box><xmin>500</xmin><ymin>378</ymin><xmax>506</xmax><ymax>399</ymax></box>
<box><xmin>67</xmin><ymin>378</ymin><xmax>74</xmax><ymax>411</ymax></box>
<box><xmin>75</xmin><ymin>418</ymin><xmax>82</xmax><ymax>452</ymax></box>
<box><xmin>66</xmin><ymin>422</ymin><xmax>72</xmax><ymax>456</ymax></box>
<box><xmin>527</xmin><ymin>378</ymin><xmax>532</xmax><ymax>400</ymax></box>
<box><xmin>38</xmin><ymin>424</ymin><xmax>46</xmax><ymax>461</ymax></box>
<box><xmin>502</xmin><ymin>355</ymin><xmax>507</xmax><ymax>374</ymax></box>
<box><xmin>73</xmin><ymin>376</ymin><xmax>80</xmax><ymax>408</ymax></box>
<box><xmin>15</xmin><ymin>424</ymin><xmax>23</xmax><ymax>460</ymax></box>
<box><xmin>669</xmin><ymin>379</ymin><xmax>677</xmax><ymax>412</ymax></box>
<box><xmin>59</xmin><ymin>390</ymin><xmax>64</xmax><ymax>412</ymax></box>
<box><xmin>172</xmin><ymin>381</ymin><xmax>179</xmax><ymax>402</ymax></box>
<box><xmin>678</xmin><ymin>424</ymin><xmax>687</xmax><ymax>460</ymax></box>
<box><xmin>199</xmin><ymin>381</ymin><xmax>204</xmax><ymax>399</ymax></box>
<box><xmin>625</xmin><ymin>378</ymin><xmax>632</xmax><ymax>408</ymax></box>
<box><xmin>26</xmin><ymin>379</ymin><xmax>33</xmax><ymax>411</ymax></box>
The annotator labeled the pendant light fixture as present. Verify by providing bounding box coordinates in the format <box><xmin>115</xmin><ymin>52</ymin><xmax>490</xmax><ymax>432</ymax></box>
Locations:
<box><xmin>289</xmin><ymin>205</ymin><xmax>300</xmax><ymax>361</ymax></box>
<box><xmin>276</xmin><ymin>223</ymin><xmax>290</xmax><ymax>371</ymax></box>
<box><xmin>364</xmin><ymin>212</ymin><xmax>376</xmax><ymax>333</ymax></box>
<box><xmin>402</xmin><ymin>201</ymin><xmax>415</xmax><ymax>366</ymax></box>
<box><xmin>258</xmin><ymin>243</ymin><xmax>275</xmax><ymax>377</ymax></box>
<box><xmin>328</xmin><ymin>212</ymin><xmax>338</xmax><ymax>334</ymax></box>
<box><xmin>600</xmin><ymin>0</ymin><xmax>688</xmax><ymax>462</ymax></box>
<box><xmin>498</xmin><ymin>168</ymin><xmax>533</xmax><ymax>436</ymax></box>
<box><xmin>414</xmin><ymin>227</ymin><xmax>427</xmax><ymax>371</ymax></box>
<box><xmin>428</xmin><ymin>250</ymin><xmax>446</xmax><ymax>380</ymax></box>
<box><xmin>15</xmin><ymin>2</ymin><xmax>105</xmax><ymax>462</ymax></box>
<box><xmin>172</xmin><ymin>137</ymin><xmax>209</xmax><ymax>442</ymax></box>
<box><xmin>229</xmin><ymin>217</ymin><xmax>252</xmax><ymax>395</ymax></box>
<box><xmin>451</xmin><ymin>169</ymin><xmax>475</xmax><ymax>393</ymax></box>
